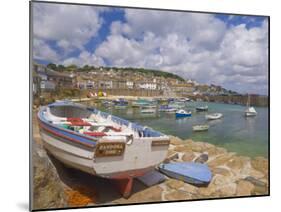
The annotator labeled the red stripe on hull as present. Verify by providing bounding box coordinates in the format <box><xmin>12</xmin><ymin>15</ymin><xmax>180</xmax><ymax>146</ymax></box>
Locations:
<box><xmin>38</xmin><ymin>120</ymin><xmax>95</xmax><ymax>148</ymax></box>
<box><xmin>37</xmin><ymin>115</ymin><xmax>98</xmax><ymax>142</ymax></box>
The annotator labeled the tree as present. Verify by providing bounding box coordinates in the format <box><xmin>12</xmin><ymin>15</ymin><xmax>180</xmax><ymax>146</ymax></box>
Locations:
<box><xmin>66</xmin><ymin>64</ymin><xmax>77</xmax><ymax>72</ymax></box>
<box><xmin>47</xmin><ymin>63</ymin><xmax>57</xmax><ymax>71</ymax></box>
<box><xmin>57</xmin><ymin>64</ymin><xmax>65</xmax><ymax>72</ymax></box>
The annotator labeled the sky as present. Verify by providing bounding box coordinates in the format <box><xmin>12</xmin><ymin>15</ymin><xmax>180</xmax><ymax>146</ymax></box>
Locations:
<box><xmin>32</xmin><ymin>2</ymin><xmax>269</xmax><ymax>95</ymax></box>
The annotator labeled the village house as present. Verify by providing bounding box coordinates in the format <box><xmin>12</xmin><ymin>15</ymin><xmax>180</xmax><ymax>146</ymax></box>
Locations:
<box><xmin>126</xmin><ymin>81</ymin><xmax>134</xmax><ymax>89</ymax></box>
<box><xmin>137</xmin><ymin>81</ymin><xmax>158</xmax><ymax>90</ymax></box>
<box><xmin>33</xmin><ymin>63</ymin><xmax>77</xmax><ymax>93</ymax></box>
<box><xmin>171</xmin><ymin>83</ymin><xmax>195</xmax><ymax>96</ymax></box>
<box><xmin>98</xmin><ymin>80</ymin><xmax>113</xmax><ymax>89</ymax></box>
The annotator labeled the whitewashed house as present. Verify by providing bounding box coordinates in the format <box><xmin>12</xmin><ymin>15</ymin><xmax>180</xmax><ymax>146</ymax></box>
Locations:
<box><xmin>138</xmin><ymin>82</ymin><xmax>157</xmax><ymax>90</ymax></box>
<box><xmin>126</xmin><ymin>81</ymin><xmax>134</xmax><ymax>89</ymax></box>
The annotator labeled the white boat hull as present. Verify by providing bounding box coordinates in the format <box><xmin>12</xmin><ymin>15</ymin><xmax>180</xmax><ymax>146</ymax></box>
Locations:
<box><xmin>206</xmin><ymin>113</ymin><xmax>223</xmax><ymax>120</ymax></box>
<box><xmin>141</xmin><ymin>109</ymin><xmax>156</xmax><ymax>114</ymax></box>
<box><xmin>40</xmin><ymin>129</ymin><xmax>169</xmax><ymax>178</ymax></box>
<box><xmin>245</xmin><ymin>112</ymin><xmax>257</xmax><ymax>117</ymax></box>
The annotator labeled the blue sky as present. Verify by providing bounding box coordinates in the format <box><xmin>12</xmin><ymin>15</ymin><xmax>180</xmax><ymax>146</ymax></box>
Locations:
<box><xmin>33</xmin><ymin>2</ymin><xmax>268</xmax><ymax>95</ymax></box>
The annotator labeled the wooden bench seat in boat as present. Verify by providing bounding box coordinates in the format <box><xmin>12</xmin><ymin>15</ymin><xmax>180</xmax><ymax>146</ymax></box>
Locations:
<box><xmin>66</xmin><ymin>117</ymin><xmax>92</xmax><ymax>126</ymax></box>
<box><xmin>83</xmin><ymin>131</ymin><xmax>107</xmax><ymax>137</ymax></box>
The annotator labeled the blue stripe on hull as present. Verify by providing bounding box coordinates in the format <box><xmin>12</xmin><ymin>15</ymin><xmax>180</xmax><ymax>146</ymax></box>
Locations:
<box><xmin>37</xmin><ymin>108</ymin><xmax>97</xmax><ymax>147</ymax></box>
<box><xmin>175</xmin><ymin>113</ymin><xmax>192</xmax><ymax>118</ymax></box>
<box><xmin>40</xmin><ymin>121</ymin><xmax>97</xmax><ymax>147</ymax></box>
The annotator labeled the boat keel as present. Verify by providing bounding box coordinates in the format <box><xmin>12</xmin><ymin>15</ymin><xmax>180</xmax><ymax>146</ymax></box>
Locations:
<box><xmin>113</xmin><ymin>177</ymin><xmax>133</xmax><ymax>198</ymax></box>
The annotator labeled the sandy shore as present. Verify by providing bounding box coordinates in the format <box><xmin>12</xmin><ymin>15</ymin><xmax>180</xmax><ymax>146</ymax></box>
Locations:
<box><xmin>31</xmin><ymin>109</ymin><xmax>269</xmax><ymax>210</ymax></box>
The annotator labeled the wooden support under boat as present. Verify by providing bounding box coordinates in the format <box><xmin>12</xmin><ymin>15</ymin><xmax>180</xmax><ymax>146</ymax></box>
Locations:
<box><xmin>113</xmin><ymin>177</ymin><xmax>134</xmax><ymax>198</ymax></box>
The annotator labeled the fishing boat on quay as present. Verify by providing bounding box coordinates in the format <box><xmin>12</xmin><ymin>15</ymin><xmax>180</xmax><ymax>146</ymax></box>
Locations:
<box><xmin>37</xmin><ymin>101</ymin><xmax>170</xmax><ymax>198</ymax></box>
<box><xmin>175</xmin><ymin>109</ymin><xmax>192</xmax><ymax>118</ymax></box>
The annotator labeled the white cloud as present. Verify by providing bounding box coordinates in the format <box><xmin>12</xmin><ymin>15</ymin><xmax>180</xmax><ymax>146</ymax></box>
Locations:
<box><xmin>33</xmin><ymin>3</ymin><xmax>103</xmax><ymax>53</ymax></box>
<box><xmin>95</xmin><ymin>10</ymin><xmax>268</xmax><ymax>94</ymax></box>
<box><xmin>112</xmin><ymin>9</ymin><xmax>226</xmax><ymax>51</ymax></box>
<box><xmin>33</xmin><ymin>38</ymin><xmax>59</xmax><ymax>62</ymax></box>
<box><xmin>62</xmin><ymin>51</ymin><xmax>105</xmax><ymax>67</ymax></box>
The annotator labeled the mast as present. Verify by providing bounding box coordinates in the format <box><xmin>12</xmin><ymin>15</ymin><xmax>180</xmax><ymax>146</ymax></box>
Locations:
<box><xmin>246</xmin><ymin>94</ymin><xmax>251</xmax><ymax>107</ymax></box>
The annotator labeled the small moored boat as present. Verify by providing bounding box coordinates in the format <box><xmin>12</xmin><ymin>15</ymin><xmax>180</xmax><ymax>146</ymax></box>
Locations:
<box><xmin>140</xmin><ymin>108</ymin><xmax>156</xmax><ymax>114</ymax></box>
<box><xmin>158</xmin><ymin>105</ymin><xmax>177</xmax><ymax>113</ymax></box>
<box><xmin>245</xmin><ymin>95</ymin><xmax>257</xmax><ymax>117</ymax></box>
<box><xmin>205</xmin><ymin>113</ymin><xmax>223</xmax><ymax>120</ymax></box>
<box><xmin>245</xmin><ymin>107</ymin><xmax>257</xmax><ymax>117</ymax></box>
<box><xmin>37</xmin><ymin>101</ymin><xmax>170</xmax><ymax>197</ymax></box>
<box><xmin>114</xmin><ymin>104</ymin><xmax>127</xmax><ymax>109</ymax></box>
<box><xmin>175</xmin><ymin>109</ymin><xmax>192</xmax><ymax>118</ymax></box>
<box><xmin>192</xmin><ymin>125</ymin><xmax>209</xmax><ymax>132</ymax></box>
<box><xmin>196</xmin><ymin>105</ymin><xmax>208</xmax><ymax>111</ymax></box>
<box><xmin>168</xmin><ymin>101</ymin><xmax>186</xmax><ymax>109</ymax></box>
<box><xmin>159</xmin><ymin>162</ymin><xmax>212</xmax><ymax>185</ymax></box>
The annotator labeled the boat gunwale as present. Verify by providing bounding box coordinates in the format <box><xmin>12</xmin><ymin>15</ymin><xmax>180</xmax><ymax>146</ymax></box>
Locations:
<box><xmin>38</xmin><ymin>102</ymin><xmax>167</xmax><ymax>148</ymax></box>
<box><xmin>38</xmin><ymin>106</ymin><xmax>98</xmax><ymax>147</ymax></box>
<box><xmin>38</xmin><ymin>120</ymin><xmax>96</xmax><ymax>148</ymax></box>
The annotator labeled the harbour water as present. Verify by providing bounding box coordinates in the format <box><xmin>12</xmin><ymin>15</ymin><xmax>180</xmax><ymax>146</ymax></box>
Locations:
<box><xmin>97</xmin><ymin>101</ymin><xmax>269</xmax><ymax>158</ymax></box>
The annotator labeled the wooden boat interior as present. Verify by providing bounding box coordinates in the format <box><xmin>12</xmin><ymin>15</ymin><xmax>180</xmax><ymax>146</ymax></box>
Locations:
<box><xmin>42</xmin><ymin>103</ymin><xmax>164</xmax><ymax>139</ymax></box>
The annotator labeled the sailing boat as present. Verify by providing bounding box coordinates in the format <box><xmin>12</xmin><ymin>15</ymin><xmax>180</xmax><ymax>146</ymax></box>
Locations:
<box><xmin>245</xmin><ymin>94</ymin><xmax>257</xmax><ymax>117</ymax></box>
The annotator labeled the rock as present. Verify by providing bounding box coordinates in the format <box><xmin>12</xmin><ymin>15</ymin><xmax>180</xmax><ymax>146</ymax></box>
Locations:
<box><xmin>226</xmin><ymin>156</ymin><xmax>249</xmax><ymax>170</ymax></box>
<box><xmin>253</xmin><ymin>185</ymin><xmax>269</xmax><ymax>195</ymax></box>
<box><xmin>174</xmin><ymin>145</ymin><xmax>192</xmax><ymax>153</ymax></box>
<box><xmin>169</xmin><ymin>136</ymin><xmax>182</xmax><ymax>145</ymax></box>
<box><xmin>198</xmin><ymin>184</ymin><xmax>217</xmax><ymax>196</ymax></box>
<box><xmin>207</xmin><ymin>153</ymin><xmax>235</xmax><ymax>167</ymax></box>
<box><xmin>205</xmin><ymin>147</ymin><xmax>217</xmax><ymax>157</ymax></box>
<box><xmin>194</xmin><ymin>153</ymin><xmax>209</xmax><ymax>164</ymax></box>
<box><xmin>217</xmin><ymin>183</ymin><xmax>237</xmax><ymax>197</ymax></box>
<box><xmin>251</xmin><ymin>157</ymin><xmax>268</xmax><ymax>175</ymax></box>
<box><xmin>213</xmin><ymin>174</ymin><xmax>233</xmax><ymax>186</ymax></box>
<box><xmin>180</xmin><ymin>183</ymin><xmax>199</xmax><ymax>194</ymax></box>
<box><xmin>249</xmin><ymin>169</ymin><xmax>265</xmax><ymax>179</ymax></box>
<box><xmin>119</xmin><ymin>186</ymin><xmax>163</xmax><ymax>203</ymax></box>
<box><xmin>244</xmin><ymin>176</ymin><xmax>267</xmax><ymax>187</ymax></box>
<box><xmin>181</xmin><ymin>151</ymin><xmax>196</xmax><ymax>162</ymax></box>
<box><xmin>216</xmin><ymin>147</ymin><xmax>227</xmax><ymax>153</ymax></box>
<box><xmin>33</xmin><ymin>143</ymin><xmax>67</xmax><ymax>210</ymax></box>
<box><xmin>188</xmin><ymin>142</ymin><xmax>205</xmax><ymax>152</ymax></box>
<box><xmin>166</xmin><ymin>179</ymin><xmax>185</xmax><ymax>190</ymax></box>
<box><xmin>164</xmin><ymin>150</ymin><xmax>179</xmax><ymax>163</ymax></box>
<box><xmin>164</xmin><ymin>190</ymin><xmax>192</xmax><ymax>201</ymax></box>
<box><xmin>211</xmin><ymin>167</ymin><xmax>232</xmax><ymax>177</ymax></box>
<box><xmin>205</xmin><ymin>146</ymin><xmax>227</xmax><ymax>157</ymax></box>
<box><xmin>184</xmin><ymin>139</ymin><xmax>194</xmax><ymax>143</ymax></box>
<box><xmin>236</xmin><ymin>180</ymin><xmax>255</xmax><ymax>196</ymax></box>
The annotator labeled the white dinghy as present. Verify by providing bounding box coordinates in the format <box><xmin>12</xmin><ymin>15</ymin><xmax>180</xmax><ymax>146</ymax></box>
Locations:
<box><xmin>205</xmin><ymin>113</ymin><xmax>223</xmax><ymax>120</ymax></box>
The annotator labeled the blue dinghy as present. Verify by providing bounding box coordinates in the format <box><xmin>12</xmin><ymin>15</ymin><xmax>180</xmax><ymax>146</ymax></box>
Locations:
<box><xmin>175</xmin><ymin>109</ymin><xmax>192</xmax><ymax>118</ymax></box>
<box><xmin>158</xmin><ymin>162</ymin><xmax>212</xmax><ymax>185</ymax></box>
